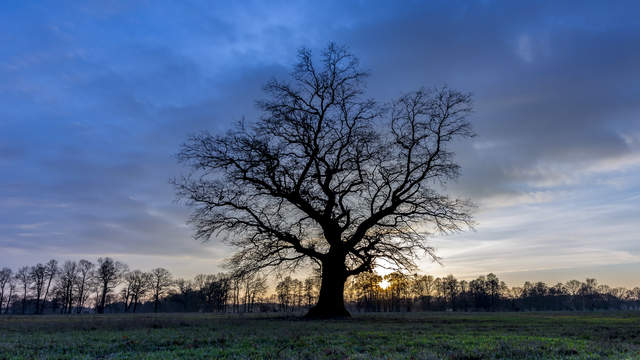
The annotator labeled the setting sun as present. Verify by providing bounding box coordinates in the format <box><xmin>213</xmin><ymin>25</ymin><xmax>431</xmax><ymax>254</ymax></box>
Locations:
<box><xmin>379</xmin><ymin>279</ymin><xmax>390</xmax><ymax>290</ymax></box>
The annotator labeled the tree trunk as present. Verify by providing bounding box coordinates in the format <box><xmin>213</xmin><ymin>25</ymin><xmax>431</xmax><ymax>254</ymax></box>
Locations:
<box><xmin>305</xmin><ymin>257</ymin><xmax>350</xmax><ymax>319</ymax></box>
<box><xmin>21</xmin><ymin>287</ymin><xmax>27</xmax><ymax>314</ymax></box>
<box><xmin>6</xmin><ymin>285</ymin><xmax>13</xmax><ymax>314</ymax></box>
<box><xmin>41</xmin><ymin>276</ymin><xmax>53</xmax><ymax>314</ymax></box>
<box><xmin>0</xmin><ymin>287</ymin><xmax>4</xmax><ymax>313</ymax></box>
<box><xmin>98</xmin><ymin>286</ymin><xmax>107</xmax><ymax>314</ymax></box>
<box><xmin>77</xmin><ymin>282</ymin><xmax>85</xmax><ymax>314</ymax></box>
<box><xmin>35</xmin><ymin>294</ymin><xmax>41</xmax><ymax>315</ymax></box>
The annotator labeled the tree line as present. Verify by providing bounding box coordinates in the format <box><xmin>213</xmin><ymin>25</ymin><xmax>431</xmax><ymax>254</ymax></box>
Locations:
<box><xmin>344</xmin><ymin>272</ymin><xmax>640</xmax><ymax>312</ymax></box>
<box><xmin>0</xmin><ymin>258</ymin><xmax>271</xmax><ymax>314</ymax></box>
<box><xmin>1</xmin><ymin>259</ymin><xmax>638</xmax><ymax>314</ymax></box>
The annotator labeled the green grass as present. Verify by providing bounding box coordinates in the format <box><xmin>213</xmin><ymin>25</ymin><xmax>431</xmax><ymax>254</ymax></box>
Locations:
<box><xmin>1</xmin><ymin>312</ymin><xmax>639</xmax><ymax>359</ymax></box>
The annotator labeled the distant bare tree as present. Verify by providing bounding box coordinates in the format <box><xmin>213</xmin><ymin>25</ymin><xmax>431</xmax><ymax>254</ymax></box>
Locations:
<box><xmin>4</xmin><ymin>277</ymin><xmax>15</xmax><ymax>314</ymax></box>
<box><xmin>41</xmin><ymin>259</ymin><xmax>58</xmax><ymax>314</ymax></box>
<box><xmin>441</xmin><ymin>275</ymin><xmax>459</xmax><ymax>309</ymax></box>
<box><xmin>304</xmin><ymin>277</ymin><xmax>319</xmax><ymax>307</ymax></box>
<box><xmin>120</xmin><ymin>274</ymin><xmax>133</xmax><ymax>312</ymax></box>
<box><xmin>550</xmin><ymin>283</ymin><xmax>567</xmax><ymax>296</ymax></box>
<box><xmin>57</xmin><ymin>261</ymin><xmax>77</xmax><ymax>314</ymax></box>
<box><xmin>121</xmin><ymin>270</ymin><xmax>152</xmax><ymax>312</ymax></box>
<box><xmin>250</xmin><ymin>276</ymin><xmax>268</xmax><ymax>311</ymax></box>
<box><xmin>150</xmin><ymin>268</ymin><xmax>173</xmax><ymax>313</ymax></box>
<box><xmin>351</xmin><ymin>271</ymin><xmax>383</xmax><ymax>311</ymax></box>
<box><xmin>75</xmin><ymin>259</ymin><xmax>94</xmax><ymax>313</ymax></box>
<box><xmin>229</xmin><ymin>274</ymin><xmax>242</xmax><ymax>313</ymax></box>
<box><xmin>580</xmin><ymin>278</ymin><xmax>598</xmax><ymax>296</ymax></box>
<box><xmin>195</xmin><ymin>273</ymin><xmax>230</xmax><ymax>312</ymax></box>
<box><xmin>96</xmin><ymin>257</ymin><xmax>125</xmax><ymax>313</ymax></box>
<box><xmin>292</xmin><ymin>278</ymin><xmax>304</xmax><ymax>309</ymax></box>
<box><xmin>565</xmin><ymin>280</ymin><xmax>581</xmax><ymax>296</ymax></box>
<box><xmin>0</xmin><ymin>268</ymin><xmax>11</xmax><ymax>313</ymax></box>
<box><xmin>15</xmin><ymin>266</ymin><xmax>30</xmax><ymax>314</ymax></box>
<box><xmin>411</xmin><ymin>274</ymin><xmax>435</xmax><ymax>299</ymax></box>
<box><xmin>29</xmin><ymin>264</ymin><xmax>47</xmax><ymax>314</ymax></box>
<box><xmin>276</xmin><ymin>277</ymin><xmax>294</xmax><ymax>312</ymax></box>
<box><xmin>631</xmin><ymin>287</ymin><xmax>640</xmax><ymax>304</ymax></box>
<box><xmin>610</xmin><ymin>287</ymin><xmax>628</xmax><ymax>300</ymax></box>
<box><xmin>174</xmin><ymin>278</ymin><xmax>193</xmax><ymax>311</ymax></box>
<box><xmin>132</xmin><ymin>271</ymin><xmax>152</xmax><ymax>313</ymax></box>
<box><xmin>175</xmin><ymin>43</ymin><xmax>474</xmax><ymax>318</ymax></box>
<box><xmin>240</xmin><ymin>273</ymin><xmax>267</xmax><ymax>312</ymax></box>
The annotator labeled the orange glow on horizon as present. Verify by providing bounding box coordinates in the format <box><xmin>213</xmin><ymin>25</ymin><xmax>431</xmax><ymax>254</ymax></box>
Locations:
<box><xmin>379</xmin><ymin>279</ymin><xmax>390</xmax><ymax>290</ymax></box>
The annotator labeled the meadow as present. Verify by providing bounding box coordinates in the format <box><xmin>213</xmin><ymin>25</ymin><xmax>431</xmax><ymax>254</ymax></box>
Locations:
<box><xmin>1</xmin><ymin>312</ymin><xmax>639</xmax><ymax>359</ymax></box>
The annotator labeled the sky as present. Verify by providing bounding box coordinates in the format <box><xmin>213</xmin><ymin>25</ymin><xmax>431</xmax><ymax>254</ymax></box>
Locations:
<box><xmin>1</xmin><ymin>0</ymin><xmax>639</xmax><ymax>288</ymax></box>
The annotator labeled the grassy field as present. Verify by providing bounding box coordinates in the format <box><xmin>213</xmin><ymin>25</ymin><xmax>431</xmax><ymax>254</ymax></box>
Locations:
<box><xmin>1</xmin><ymin>312</ymin><xmax>639</xmax><ymax>359</ymax></box>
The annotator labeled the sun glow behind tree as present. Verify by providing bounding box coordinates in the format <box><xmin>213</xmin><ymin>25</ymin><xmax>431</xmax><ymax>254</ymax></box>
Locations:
<box><xmin>379</xmin><ymin>279</ymin><xmax>391</xmax><ymax>290</ymax></box>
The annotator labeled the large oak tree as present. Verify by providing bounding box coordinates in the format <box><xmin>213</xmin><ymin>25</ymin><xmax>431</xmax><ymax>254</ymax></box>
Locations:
<box><xmin>175</xmin><ymin>44</ymin><xmax>474</xmax><ymax>318</ymax></box>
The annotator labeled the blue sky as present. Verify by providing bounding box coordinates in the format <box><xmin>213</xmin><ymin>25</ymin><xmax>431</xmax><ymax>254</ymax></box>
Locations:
<box><xmin>1</xmin><ymin>0</ymin><xmax>639</xmax><ymax>287</ymax></box>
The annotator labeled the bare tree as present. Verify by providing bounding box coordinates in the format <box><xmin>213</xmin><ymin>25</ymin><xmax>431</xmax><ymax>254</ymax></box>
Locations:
<box><xmin>230</xmin><ymin>273</ymin><xmax>242</xmax><ymax>313</ymax></box>
<box><xmin>133</xmin><ymin>271</ymin><xmax>152</xmax><ymax>313</ymax></box>
<box><xmin>350</xmin><ymin>271</ymin><xmax>383</xmax><ymax>311</ymax></box>
<box><xmin>29</xmin><ymin>263</ymin><xmax>47</xmax><ymax>314</ymax></box>
<box><xmin>41</xmin><ymin>259</ymin><xmax>58</xmax><ymax>314</ymax></box>
<box><xmin>120</xmin><ymin>270</ymin><xmax>151</xmax><ymax>312</ymax></box>
<box><xmin>150</xmin><ymin>268</ymin><xmax>172</xmax><ymax>313</ymax></box>
<box><xmin>275</xmin><ymin>277</ymin><xmax>293</xmax><ymax>312</ymax></box>
<box><xmin>195</xmin><ymin>273</ymin><xmax>230</xmax><ymax>312</ymax></box>
<box><xmin>57</xmin><ymin>261</ymin><xmax>77</xmax><ymax>314</ymax></box>
<box><xmin>304</xmin><ymin>277</ymin><xmax>319</xmax><ymax>308</ymax></box>
<box><xmin>293</xmin><ymin>278</ymin><xmax>304</xmax><ymax>309</ymax></box>
<box><xmin>411</xmin><ymin>274</ymin><xmax>435</xmax><ymax>299</ymax></box>
<box><xmin>120</xmin><ymin>275</ymin><xmax>134</xmax><ymax>312</ymax></box>
<box><xmin>239</xmin><ymin>273</ymin><xmax>267</xmax><ymax>312</ymax></box>
<box><xmin>175</xmin><ymin>44</ymin><xmax>474</xmax><ymax>318</ymax></box>
<box><xmin>0</xmin><ymin>268</ymin><xmax>11</xmax><ymax>313</ymax></box>
<box><xmin>174</xmin><ymin>278</ymin><xmax>193</xmax><ymax>311</ymax></box>
<box><xmin>565</xmin><ymin>280</ymin><xmax>581</xmax><ymax>297</ymax></box>
<box><xmin>96</xmin><ymin>257</ymin><xmax>125</xmax><ymax>313</ymax></box>
<box><xmin>15</xmin><ymin>266</ymin><xmax>30</xmax><ymax>314</ymax></box>
<box><xmin>75</xmin><ymin>259</ymin><xmax>94</xmax><ymax>313</ymax></box>
<box><xmin>4</xmin><ymin>277</ymin><xmax>15</xmax><ymax>314</ymax></box>
<box><xmin>581</xmin><ymin>278</ymin><xmax>598</xmax><ymax>296</ymax></box>
<box><xmin>248</xmin><ymin>275</ymin><xmax>267</xmax><ymax>312</ymax></box>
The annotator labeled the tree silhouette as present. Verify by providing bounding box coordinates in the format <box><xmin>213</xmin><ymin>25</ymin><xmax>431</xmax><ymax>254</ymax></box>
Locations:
<box><xmin>150</xmin><ymin>268</ymin><xmax>173</xmax><ymax>313</ymax></box>
<box><xmin>15</xmin><ymin>266</ymin><xmax>30</xmax><ymax>314</ymax></box>
<box><xmin>29</xmin><ymin>263</ymin><xmax>46</xmax><ymax>314</ymax></box>
<box><xmin>75</xmin><ymin>259</ymin><xmax>94</xmax><ymax>313</ymax></box>
<box><xmin>0</xmin><ymin>268</ymin><xmax>12</xmax><ymax>313</ymax></box>
<box><xmin>41</xmin><ymin>259</ymin><xmax>58</xmax><ymax>314</ymax></box>
<box><xmin>121</xmin><ymin>270</ymin><xmax>152</xmax><ymax>312</ymax></box>
<box><xmin>96</xmin><ymin>257</ymin><xmax>125</xmax><ymax>314</ymax></box>
<box><xmin>57</xmin><ymin>260</ymin><xmax>77</xmax><ymax>314</ymax></box>
<box><xmin>175</xmin><ymin>43</ymin><xmax>474</xmax><ymax>318</ymax></box>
